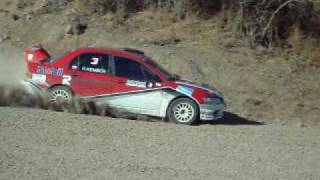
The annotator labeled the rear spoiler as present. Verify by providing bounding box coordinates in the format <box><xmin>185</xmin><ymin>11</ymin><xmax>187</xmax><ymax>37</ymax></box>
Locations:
<box><xmin>24</xmin><ymin>44</ymin><xmax>51</xmax><ymax>63</ymax></box>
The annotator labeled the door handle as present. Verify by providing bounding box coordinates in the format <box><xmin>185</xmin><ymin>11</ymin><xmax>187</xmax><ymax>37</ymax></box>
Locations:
<box><xmin>116</xmin><ymin>80</ymin><xmax>126</xmax><ymax>83</ymax></box>
<box><xmin>115</xmin><ymin>79</ymin><xmax>126</xmax><ymax>83</ymax></box>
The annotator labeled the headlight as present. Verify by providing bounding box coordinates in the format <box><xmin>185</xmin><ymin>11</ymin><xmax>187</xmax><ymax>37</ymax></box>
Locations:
<box><xmin>203</xmin><ymin>98</ymin><xmax>222</xmax><ymax>105</ymax></box>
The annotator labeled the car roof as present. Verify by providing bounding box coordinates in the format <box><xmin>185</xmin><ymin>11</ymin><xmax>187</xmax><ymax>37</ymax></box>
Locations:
<box><xmin>73</xmin><ymin>47</ymin><xmax>143</xmax><ymax>60</ymax></box>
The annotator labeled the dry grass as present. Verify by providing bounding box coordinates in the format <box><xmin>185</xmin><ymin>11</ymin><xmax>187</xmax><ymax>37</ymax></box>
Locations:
<box><xmin>287</xmin><ymin>24</ymin><xmax>320</xmax><ymax>65</ymax></box>
<box><xmin>11</xmin><ymin>0</ymin><xmax>320</xmax><ymax>53</ymax></box>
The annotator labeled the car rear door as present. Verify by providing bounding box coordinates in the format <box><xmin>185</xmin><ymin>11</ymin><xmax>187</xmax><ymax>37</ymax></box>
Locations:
<box><xmin>68</xmin><ymin>53</ymin><xmax>116</xmax><ymax>96</ymax></box>
<box><xmin>106</xmin><ymin>56</ymin><xmax>163</xmax><ymax>116</ymax></box>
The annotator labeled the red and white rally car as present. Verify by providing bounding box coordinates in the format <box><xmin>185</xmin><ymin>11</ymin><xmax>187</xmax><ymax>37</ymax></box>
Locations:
<box><xmin>23</xmin><ymin>45</ymin><xmax>225</xmax><ymax>125</ymax></box>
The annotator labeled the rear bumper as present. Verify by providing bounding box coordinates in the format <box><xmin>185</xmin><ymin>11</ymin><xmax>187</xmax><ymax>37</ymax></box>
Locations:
<box><xmin>199</xmin><ymin>104</ymin><xmax>225</xmax><ymax>121</ymax></box>
<box><xmin>21</xmin><ymin>80</ymin><xmax>43</xmax><ymax>95</ymax></box>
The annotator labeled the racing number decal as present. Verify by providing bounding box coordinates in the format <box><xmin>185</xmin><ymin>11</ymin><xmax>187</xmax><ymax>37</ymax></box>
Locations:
<box><xmin>62</xmin><ymin>75</ymin><xmax>72</xmax><ymax>85</ymax></box>
<box><xmin>90</xmin><ymin>57</ymin><xmax>100</xmax><ymax>65</ymax></box>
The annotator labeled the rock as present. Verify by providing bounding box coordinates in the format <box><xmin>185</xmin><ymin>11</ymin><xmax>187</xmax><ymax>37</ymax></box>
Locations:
<box><xmin>255</xmin><ymin>45</ymin><xmax>267</xmax><ymax>52</ymax></box>
<box><xmin>274</xmin><ymin>118</ymin><xmax>282</xmax><ymax>123</ymax></box>
<box><xmin>73</xmin><ymin>23</ymin><xmax>87</xmax><ymax>35</ymax></box>
<box><xmin>25</xmin><ymin>14</ymin><xmax>32</xmax><ymax>21</ymax></box>
<box><xmin>65</xmin><ymin>25</ymin><xmax>73</xmax><ymax>35</ymax></box>
<box><xmin>297</xmin><ymin>103</ymin><xmax>304</xmax><ymax>108</ymax></box>
<box><xmin>132</xmin><ymin>37</ymin><xmax>137</xmax><ymax>42</ymax></box>
<box><xmin>0</xmin><ymin>34</ymin><xmax>10</xmax><ymax>43</ymax></box>
<box><xmin>246</xmin><ymin>98</ymin><xmax>264</xmax><ymax>107</ymax></box>
<box><xmin>152</xmin><ymin>37</ymin><xmax>181</xmax><ymax>46</ymax></box>
<box><xmin>296</xmin><ymin>122</ymin><xmax>305</xmax><ymax>128</ymax></box>
<box><xmin>265</xmin><ymin>91</ymin><xmax>273</xmax><ymax>96</ymax></box>
<box><xmin>138</xmin><ymin>38</ymin><xmax>146</xmax><ymax>44</ymax></box>
<box><xmin>3</xmin><ymin>34</ymin><xmax>10</xmax><ymax>40</ymax></box>
<box><xmin>12</xmin><ymin>14</ymin><xmax>19</xmax><ymax>21</ymax></box>
<box><xmin>66</xmin><ymin>13</ymin><xmax>88</xmax><ymax>35</ymax></box>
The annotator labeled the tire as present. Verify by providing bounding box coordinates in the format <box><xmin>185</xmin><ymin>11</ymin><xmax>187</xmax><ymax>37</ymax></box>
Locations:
<box><xmin>167</xmin><ymin>98</ymin><xmax>199</xmax><ymax>125</ymax></box>
<box><xmin>48</xmin><ymin>86</ymin><xmax>73</xmax><ymax>111</ymax></box>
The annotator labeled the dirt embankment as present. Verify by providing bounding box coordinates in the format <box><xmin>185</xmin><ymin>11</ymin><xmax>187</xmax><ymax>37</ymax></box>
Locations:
<box><xmin>0</xmin><ymin>1</ymin><xmax>320</xmax><ymax>180</ymax></box>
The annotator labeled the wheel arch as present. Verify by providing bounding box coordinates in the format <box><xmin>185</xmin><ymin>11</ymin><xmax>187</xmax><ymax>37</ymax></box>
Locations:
<box><xmin>48</xmin><ymin>84</ymin><xmax>75</xmax><ymax>95</ymax></box>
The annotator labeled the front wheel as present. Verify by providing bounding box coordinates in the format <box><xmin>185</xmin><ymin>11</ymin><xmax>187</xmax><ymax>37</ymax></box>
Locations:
<box><xmin>167</xmin><ymin>98</ymin><xmax>199</xmax><ymax>125</ymax></box>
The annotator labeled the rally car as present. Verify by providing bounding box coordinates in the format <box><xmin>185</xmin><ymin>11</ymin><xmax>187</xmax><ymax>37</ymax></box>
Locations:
<box><xmin>22</xmin><ymin>45</ymin><xmax>225</xmax><ymax>125</ymax></box>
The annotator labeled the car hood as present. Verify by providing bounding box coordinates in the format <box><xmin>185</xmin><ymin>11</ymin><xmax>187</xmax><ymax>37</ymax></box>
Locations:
<box><xmin>175</xmin><ymin>79</ymin><xmax>223</xmax><ymax>98</ymax></box>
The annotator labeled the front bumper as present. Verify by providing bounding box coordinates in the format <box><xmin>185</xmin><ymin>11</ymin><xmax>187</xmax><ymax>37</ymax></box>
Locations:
<box><xmin>200</xmin><ymin>104</ymin><xmax>225</xmax><ymax>121</ymax></box>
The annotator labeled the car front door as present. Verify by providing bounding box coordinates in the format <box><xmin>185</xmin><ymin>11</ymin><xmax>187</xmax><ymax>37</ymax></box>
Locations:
<box><xmin>106</xmin><ymin>56</ymin><xmax>163</xmax><ymax>116</ymax></box>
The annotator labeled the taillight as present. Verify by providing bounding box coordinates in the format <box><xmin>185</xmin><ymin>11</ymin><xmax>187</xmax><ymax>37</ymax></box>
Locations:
<box><xmin>27</xmin><ymin>53</ymin><xmax>34</xmax><ymax>61</ymax></box>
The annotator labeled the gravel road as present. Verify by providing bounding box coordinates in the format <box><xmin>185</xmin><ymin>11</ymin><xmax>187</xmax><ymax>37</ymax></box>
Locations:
<box><xmin>0</xmin><ymin>107</ymin><xmax>319</xmax><ymax>180</ymax></box>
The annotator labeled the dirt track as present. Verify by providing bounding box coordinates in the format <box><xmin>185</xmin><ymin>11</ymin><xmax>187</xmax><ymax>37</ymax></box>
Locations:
<box><xmin>0</xmin><ymin>107</ymin><xmax>319</xmax><ymax>180</ymax></box>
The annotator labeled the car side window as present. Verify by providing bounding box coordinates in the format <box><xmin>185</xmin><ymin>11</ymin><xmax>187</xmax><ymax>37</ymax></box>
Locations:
<box><xmin>70</xmin><ymin>53</ymin><xmax>110</xmax><ymax>74</ymax></box>
<box><xmin>142</xmin><ymin>66</ymin><xmax>162</xmax><ymax>82</ymax></box>
<box><xmin>114</xmin><ymin>57</ymin><xmax>145</xmax><ymax>81</ymax></box>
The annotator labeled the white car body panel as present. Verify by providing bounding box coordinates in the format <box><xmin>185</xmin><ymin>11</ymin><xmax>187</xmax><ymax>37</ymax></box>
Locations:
<box><xmin>93</xmin><ymin>90</ymin><xmax>178</xmax><ymax>117</ymax></box>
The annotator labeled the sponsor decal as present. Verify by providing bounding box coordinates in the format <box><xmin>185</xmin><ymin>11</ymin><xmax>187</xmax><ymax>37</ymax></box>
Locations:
<box><xmin>31</xmin><ymin>74</ymin><xmax>46</xmax><ymax>83</ymax></box>
<box><xmin>126</xmin><ymin>80</ymin><xmax>146</xmax><ymax>88</ymax></box>
<box><xmin>36</xmin><ymin>66</ymin><xmax>64</xmax><ymax>76</ymax></box>
<box><xmin>81</xmin><ymin>66</ymin><xmax>107</xmax><ymax>73</ymax></box>
<box><xmin>176</xmin><ymin>85</ymin><xmax>195</xmax><ymax>96</ymax></box>
<box><xmin>177</xmin><ymin>80</ymin><xmax>223</xmax><ymax>98</ymax></box>
<box><xmin>75</xmin><ymin>79</ymin><xmax>115</xmax><ymax>86</ymax></box>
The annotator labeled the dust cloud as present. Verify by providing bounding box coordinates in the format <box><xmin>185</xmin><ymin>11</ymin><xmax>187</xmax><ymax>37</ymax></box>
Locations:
<box><xmin>0</xmin><ymin>45</ymin><xmax>28</xmax><ymax>106</ymax></box>
<box><xmin>0</xmin><ymin>46</ymin><xmax>26</xmax><ymax>85</ymax></box>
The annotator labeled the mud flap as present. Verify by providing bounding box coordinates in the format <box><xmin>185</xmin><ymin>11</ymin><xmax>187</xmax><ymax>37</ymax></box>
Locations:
<box><xmin>20</xmin><ymin>80</ymin><xmax>46</xmax><ymax>104</ymax></box>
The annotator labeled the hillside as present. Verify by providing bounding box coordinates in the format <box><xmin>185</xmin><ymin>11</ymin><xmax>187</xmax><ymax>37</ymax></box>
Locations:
<box><xmin>0</xmin><ymin>0</ymin><xmax>319</xmax><ymax>125</ymax></box>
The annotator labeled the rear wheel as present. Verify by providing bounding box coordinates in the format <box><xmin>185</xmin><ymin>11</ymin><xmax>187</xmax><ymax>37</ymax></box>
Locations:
<box><xmin>168</xmin><ymin>98</ymin><xmax>199</xmax><ymax>125</ymax></box>
<box><xmin>48</xmin><ymin>86</ymin><xmax>73</xmax><ymax>111</ymax></box>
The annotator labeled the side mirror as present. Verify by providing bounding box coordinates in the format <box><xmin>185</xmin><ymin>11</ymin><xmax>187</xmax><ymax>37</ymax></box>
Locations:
<box><xmin>173</xmin><ymin>74</ymin><xmax>181</xmax><ymax>80</ymax></box>
<box><xmin>146</xmin><ymin>81</ymin><xmax>156</xmax><ymax>88</ymax></box>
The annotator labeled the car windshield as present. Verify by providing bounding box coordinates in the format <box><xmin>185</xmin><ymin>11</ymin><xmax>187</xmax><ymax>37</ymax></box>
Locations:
<box><xmin>145</xmin><ymin>58</ymin><xmax>177</xmax><ymax>80</ymax></box>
